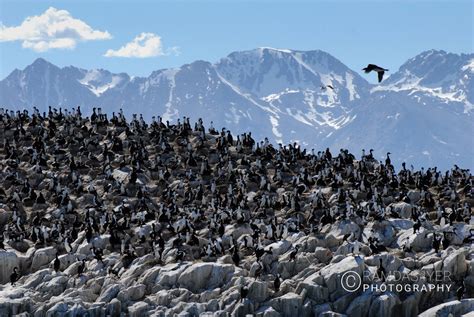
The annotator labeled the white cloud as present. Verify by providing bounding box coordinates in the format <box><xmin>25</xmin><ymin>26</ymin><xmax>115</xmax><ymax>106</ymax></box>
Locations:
<box><xmin>104</xmin><ymin>32</ymin><xmax>179</xmax><ymax>58</ymax></box>
<box><xmin>166</xmin><ymin>46</ymin><xmax>181</xmax><ymax>56</ymax></box>
<box><xmin>0</xmin><ymin>7</ymin><xmax>111</xmax><ymax>52</ymax></box>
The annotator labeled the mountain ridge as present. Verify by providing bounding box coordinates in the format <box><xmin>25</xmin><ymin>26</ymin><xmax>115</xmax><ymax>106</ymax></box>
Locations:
<box><xmin>1</xmin><ymin>48</ymin><xmax>473</xmax><ymax>169</ymax></box>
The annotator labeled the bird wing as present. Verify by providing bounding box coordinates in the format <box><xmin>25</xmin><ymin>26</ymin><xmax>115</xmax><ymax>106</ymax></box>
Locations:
<box><xmin>364</xmin><ymin>64</ymin><xmax>376</xmax><ymax>73</ymax></box>
<box><xmin>378</xmin><ymin>71</ymin><xmax>384</xmax><ymax>83</ymax></box>
<box><xmin>327</xmin><ymin>85</ymin><xmax>334</xmax><ymax>90</ymax></box>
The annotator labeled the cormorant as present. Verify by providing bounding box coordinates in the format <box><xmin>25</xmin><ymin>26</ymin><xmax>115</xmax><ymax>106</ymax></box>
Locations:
<box><xmin>232</xmin><ymin>247</ymin><xmax>240</xmax><ymax>267</ymax></box>
<box><xmin>240</xmin><ymin>285</ymin><xmax>249</xmax><ymax>302</ymax></box>
<box><xmin>362</xmin><ymin>64</ymin><xmax>389</xmax><ymax>83</ymax></box>
<box><xmin>77</xmin><ymin>259</ymin><xmax>86</xmax><ymax>276</ymax></box>
<box><xmin>10</xmin><ymin>267</ymin><xmax>19</xmax><ymax>285</ymax></box>
<box><xmin>289</xmin><ymin>245</ymin><xmax>299</xmax><ymax>261</ymax></box>
<box><xmin>377</xmin><ymin>259</ymin><xmax>386</xmax><ymax>282</ymax></box>
<box><xmin>53</xmin><ymin>253</ymin><xmax>61</xmax><ymax>272</ymax></box>
<box><xmin>274</xmin><ymin>274</ymin><xmax>281</xmax><ymax>292</ymax></box>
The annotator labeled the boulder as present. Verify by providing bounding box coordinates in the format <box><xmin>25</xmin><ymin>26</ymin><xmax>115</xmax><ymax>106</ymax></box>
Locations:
<box><xmin>255</xmin><ymin>306</ymin><xmax>281</xmax><ymax>317</ymax></box>
<box><xmin>36</xmin><ymin>275</ymin><xmax>69</xmax><ymax>297</ymax></box>
<box><xmin>313</xmin><ymin>303</ymin><xmax>332</xmax><ymax>317</ymax></box>
<box><xmin>265</xmin><ymin>240</ymin><xmax>292</xmax><ymax>257</ymax></box>
<box><xmin>177</xmin><ymin>263</ymin><xmax>234</xmax><ymax>293</ymax></box>
<box><xmin>419</xmin><ymin>299</ymin><xmax>474</xmax><ymax>317</ymax></box>
<box><xmin>118</xmin><ymin>283</ymin><xmax>146</xmax><ymax>302</ymax></box>
<box><xmin>401</xmin><ymin>294</ymin><xmax>420</xmax><ymax>317</ymax></box>
<box><xmin>228</xmin><ymin>224</ymin><xmax>253</xmax><ymax>241</ymax></box>
<box><xmin>138</xmin><ymin>266</ymin><xmax>161</xmax><ymax>292</ymax></box>
<box><xmin>45</xmin><ymin>302</ymin><xmax>68</xmax><ymax>317</ymax></box>
<box><xmin>128</xmin><ymin>301</ymin><xmax>150</xmax><ymax>317</ymax></box>
<box><xmin>442</xmin><ymin>247</ymin><xmax>468</xmax><ymax>278</ymax></box>
<box><xmin>296</xmin><ymin>273</ymin><xmax>329</xmax><ymax>304</ymax></box>
<box><xmin>155</xmin><ymin>263</ymin><xmax>189</xmax><ymax>290</ymax></box>
<box><xmin>232</xmin><ymin>299</ymin><xmax>254</xmax><ymax>316</ymax></box>
<box><xmin>67</xmin><ymin>303</ymin><xmax>88</xmax><ymax>316</ymax></box>
<box><xmin>364</xmin><ymin>254</ymin><xmax>402</xmax><ymax>274</ymax></box>
<box><xmin>333</xmin><ymin>292</ymin><xmax>358</xmax><ymax>313</ymax></box>
<box><xmin>269</xmin><ymin>292</ymin><xmax>303</xmax><ymax>317</ymax></box>
<box><xmin>364</xmin><ymin>221</ymin><xmax>397</xmax><ymax>246</ymax></box>
<box><xmin>314</xmin><ymin>247</ymin><xmax>333</xmax><ymax>264</ymax></box>
<box><xmin>319</xmin><ymin>256</ymin><xmax>365</xmax><ymax>296</ymax></box>
<box><xmin>315</xmin><ymin>234</ymin><xmax>341</xmax><ymax>249</ymax></box>
<box><xmin>388</xmin><ymin>219</ymin><xmax>414</xmax><ymax>231</ymax></box>
<box><xmin>397</xmin><ymin>229</ymin><xmax>432</xmax><ymax>252</ymax></box>
<box><xmin>368</xmin><ymin>293</ymin><xmax>401</xmax><ymax>317</ymax></box>
<box><xmin>0</xmin><ymin>250</ymin><xmax>19</xmax><ymax>284</ymax></box>
<box><xmin>328</xmin><ymin>220</ymin><xmax>361</xmax><ymax>242</ymax></box>
<box><xmin>407</xmin><ymin>190</ymin><xmax>421</xmax><ymax>204</ymax></box>
<box><xmin>0</xmin><ymin>209</ymin><xmax>12</xmax><ymax>226</ymax></box>
<box><xmin>0</xmin><ymin>294</ymin><xmax>33</xmax><ymax>316</ymax></box>
<box><xmin>389</xmin><ymin>202</ymin><xmax>413</xmax><ymax>219</ymax></box>
<box><xmin>96</xmin><ymin>284</ymin><xmax>121</xmax><ymax>303</ymax></box>
<box><xmin>345</xmin><ymin>292</ymin><xmax>373</xmax><ymax>317</ymax></box>
<box><xmin>248</xmin><ymin>280</ymin><xmax>269</xmax><ymax>302</ymax></box>
<box><xmin>57</xmin><ymin>253</ymin><xmax>77</xmax><ymax>271</ymax></box>
<box><xmin>77</xmin><ymin>235</ymin><xmax>110</xmax><ymax>255</ymax></box>
<box><xmin>31</xmin><ymin>247</ymin><xmax>57</xmax><ymax>272</ymax></box>
<box><xmin>22</xmin><ymin>268</ymin><xmax>51</xmax><ymax>288</ymax></box>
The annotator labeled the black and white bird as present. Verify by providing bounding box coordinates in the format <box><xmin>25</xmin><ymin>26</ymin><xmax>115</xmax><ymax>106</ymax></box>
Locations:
<box><xmin>232</xmin><ymin>247</ymin><xmax>240</xmax><ymax>267</ymax></box>
<box><xmin>274</xmin><ymin>274</ymin><xmax>281</xmax><ymax>292</ymax></box>
<box><xmin>77</xmin><ymin>259</ymin><xmax>86</xmax><ymax>276</ymax></box>
<box><xmin>362</xmin><ymin>64</ymin><xmax>388</xmax><ymax>83</ymax></box>
<box><xmin>10</xmin><ymin>267</ymin><xmax>19</xmax><ymax>285</ymax></box>
<box><xmin>456</xmin><ymin>280</ymin><xmax>465</xmax><ymax>300</ymax></box>
<box><xmin>240</xmin><ymin>285</ymin><xmax>249</xmax><ymax>302</ymax></box>
<box><xmin>53</xmin><ymin>253</ymin><xmax>61</xmax><ymax>272</ymax></box>
<box><xmin>289</xmin><ymin>245</ymin><xmax>299</xmax><ymax>261</ymax></box>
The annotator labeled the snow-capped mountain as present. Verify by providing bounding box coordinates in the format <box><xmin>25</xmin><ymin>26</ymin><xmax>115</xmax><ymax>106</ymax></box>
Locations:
<box><xmin>373</xmin><ymin>49</ymin><xmax>474</xmax><ymax>113</ymax></box>
<box><xmin>216</xmin><ymin>48</ymin><xmax>369</xmax><ymax>143</ymax></box>
<box><xmin>0</xmin><ymin>49</ymin><xmax>472</xmax><ymax>169</ymax></box>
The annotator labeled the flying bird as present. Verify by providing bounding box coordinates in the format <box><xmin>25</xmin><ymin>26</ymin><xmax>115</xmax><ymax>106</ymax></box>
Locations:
<box><xmin>320</xmin><ymin>84</ymin><xmax>335</xmax><ymax>91</ymax></box>
<box><xmin>362</xmin><ymin>64</ymin><xmax>388</xmax><ymax>83</ymax></box>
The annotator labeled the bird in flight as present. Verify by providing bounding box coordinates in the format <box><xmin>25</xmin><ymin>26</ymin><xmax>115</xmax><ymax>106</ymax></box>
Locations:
<box><xmin>320</xmin><ymin>84</ymin><xmax>335</xmax><ymax>91</ymax></box>
<box><xmin>362</xmin><ymin>64</ymin><xmax>388</xmax><ymax>83</ymax></box>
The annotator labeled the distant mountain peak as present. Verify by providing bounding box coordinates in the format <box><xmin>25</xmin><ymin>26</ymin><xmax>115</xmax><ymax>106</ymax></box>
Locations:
<box><xmin>31</xmin><ymin>57</ymin><xmax>50</xmax><ymax>65</ymax></box>
<box><xmin>28</xmin><ymin>57</ymin><xmax>57</xmax><ymax>70</ymax></box>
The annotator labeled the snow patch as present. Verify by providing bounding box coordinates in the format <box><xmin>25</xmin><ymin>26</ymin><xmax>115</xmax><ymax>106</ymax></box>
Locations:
<box><xmin>162</xmin><ymin>70</ymin><xmax>179</xmax><ymax>122</ymax></box>
<box><xmin>269</xmin><ymin>116</ymin><xmax>283</xmax><ymax>142</ymax></box>
<box><xmin>79</xmin><ymin>70</ymin><xmax>123</xmax><ymax>97</ymax></box>
<box><xmin>259</xmin><ymin>47</ymin><xmax>293</xmax><ymax>54</ymax></box>
<box><xmin>461</xmin><ymin>59</ymin><xmax>474</xmax><ymax>72</ymax></box>
<box><xmin>345</xmin><ymin>72</ymin><xmax>359</xmax><ymax>101</ymax></box>
<box><xmin>432</xmin><ymin>135</ymin><xmax>447</xmax><ymax>145</ymax></box>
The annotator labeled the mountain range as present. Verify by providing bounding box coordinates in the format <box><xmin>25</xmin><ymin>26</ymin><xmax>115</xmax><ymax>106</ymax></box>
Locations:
<box><xmin>1</xmin><ymin>48</ymin><xmax>473</xmax><ymax>169</ymax></box>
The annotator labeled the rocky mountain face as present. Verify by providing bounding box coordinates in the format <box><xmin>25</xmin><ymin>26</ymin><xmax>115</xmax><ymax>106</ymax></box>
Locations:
<box><xmin>1</xmin><ymin>49</ymin><xmax>472</xmax><ymax>169</ymax></box>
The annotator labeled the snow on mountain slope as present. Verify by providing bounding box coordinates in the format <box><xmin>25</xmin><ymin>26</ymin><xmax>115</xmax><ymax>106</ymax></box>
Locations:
<box><xmin>215</xmin><ymin>48</ymin><xmax>368</xmax><ymax>140</ymax></box>
<box><xmin>373</xmin><ymin>50</ymin><xmax>474</xmax><ymax>113</ymax></box>
<box><xmin>78</xmin><ymin>69</ymin><xmax>129</xmax><ymax>97</ymax></box>
<box><xmin>0</xmin><ymin>49</ymin><xmax>472</xmax><ymax>169</ymax></box>
<box><xmin>324</xmin><ymin>91</ymin><xmax>474</xmax><ymax>169</ymax></box>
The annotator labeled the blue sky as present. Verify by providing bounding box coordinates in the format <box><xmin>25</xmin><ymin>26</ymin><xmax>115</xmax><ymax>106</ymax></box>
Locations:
<box><xmin>0</xmin><ymin>0</ymin><xmax>472</xmax><ymax>81</ymax></box>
